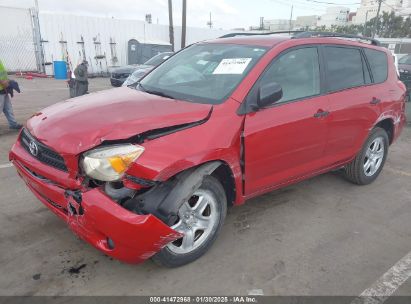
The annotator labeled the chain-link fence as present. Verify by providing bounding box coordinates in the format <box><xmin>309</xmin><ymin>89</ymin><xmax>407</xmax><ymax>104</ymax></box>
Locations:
<box><xmin>0</xmin><ymin>6</ymin><xmax>37</xmax><ymax>73</ymax></box>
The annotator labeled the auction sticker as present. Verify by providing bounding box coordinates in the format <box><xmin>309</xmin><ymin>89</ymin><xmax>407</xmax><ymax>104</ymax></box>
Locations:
<box><xmin>213</xmin><ymin>58</ymin><xmax>252</xmax><ymax>74</ymax></box>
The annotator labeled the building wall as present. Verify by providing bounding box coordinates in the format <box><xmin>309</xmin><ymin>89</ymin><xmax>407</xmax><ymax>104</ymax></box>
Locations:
<box><xmin>317</xmin><ymin>6</ymin><xmax>350</xmax><ymax>27</ymax></box>
<box><xmin>295</xmin><ymin>15</ymin><xmax>319</xmax><ymax>29</ymax></box>
<box><xmin>39</xmin><ymin>12</ymin><xmax>231</xmax><ymax>75</ymax></box>
<box><xmin>0</xmin><ymin>6</ymin><xmax>37</xmax><ymax>72</ymax></box>
<box><xmin>263</xmin><ymin>19</ymin><xmax>294</xmax><ymax>31</ymax></box>
<box><xmin>0</xmin><ymin>7</ymin><xmax>231</xmax><ymax>74</ymax></box>
<box><xmin>352</xmin><ymin>0</ymin><xmax>405</xmax><ymax>24</ymax></box>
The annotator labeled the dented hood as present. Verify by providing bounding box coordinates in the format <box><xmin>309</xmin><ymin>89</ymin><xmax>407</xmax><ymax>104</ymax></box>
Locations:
<box><xmin>27</xmin><ymin>87</ymin><xmax>212</xmax><ymax>155</ymax></box>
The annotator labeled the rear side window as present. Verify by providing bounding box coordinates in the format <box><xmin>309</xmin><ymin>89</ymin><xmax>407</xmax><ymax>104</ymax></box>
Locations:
<box><xmin>324</xmin><ymin>47</ymin><xmax>366</xmax><ymax>92</ymax></box>
<box><xmin>364</xmin><ymin>48</ymin><xmax>388</xmax><ymax>83</ymax></box>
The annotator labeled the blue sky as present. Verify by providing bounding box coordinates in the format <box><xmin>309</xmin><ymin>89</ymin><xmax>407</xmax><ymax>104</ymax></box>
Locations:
<box><xmin>0</xmin><ymin>0</ymin><xmax>361</xmax><ymax>29</ymax></box>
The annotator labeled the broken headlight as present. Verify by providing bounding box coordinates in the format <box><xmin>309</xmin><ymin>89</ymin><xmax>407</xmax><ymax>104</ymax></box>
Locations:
<box><xmin>80</xmin><ymin>144</ymin><xmax>144</xmax><ymax>181</ymax></box>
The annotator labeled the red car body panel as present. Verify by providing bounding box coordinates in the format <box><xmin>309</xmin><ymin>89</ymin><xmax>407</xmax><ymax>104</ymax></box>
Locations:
<box><xmin>9</xmin><ymin>36</ymin><xmax>407</xmax><ymax>264</ymax></box>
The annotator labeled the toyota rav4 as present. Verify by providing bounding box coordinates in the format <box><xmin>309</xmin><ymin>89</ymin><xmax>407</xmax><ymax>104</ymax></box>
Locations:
<box><xmin>10</xmin><ymin>32</ymin><xmax>407</xmax><ymax>267</ymax></box>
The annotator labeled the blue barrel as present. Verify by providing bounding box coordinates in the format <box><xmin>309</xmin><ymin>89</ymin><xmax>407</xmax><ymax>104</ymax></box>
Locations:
<box><xmin>53</xmin><ymin>61</ymin><xmax>67</xmax><ymax>80</ymax></box>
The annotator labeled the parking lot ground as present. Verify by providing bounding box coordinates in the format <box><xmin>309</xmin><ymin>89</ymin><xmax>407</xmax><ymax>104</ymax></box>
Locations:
<box><xmin>0</xmin><ymin>78</ymin><xmax>410</xmax><ymax>296</ymax></box>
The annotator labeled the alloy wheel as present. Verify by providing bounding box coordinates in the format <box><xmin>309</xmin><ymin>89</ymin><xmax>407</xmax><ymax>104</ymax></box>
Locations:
<box><xmin>363</xmin><ymin>137</ymin><xmax>385</xmax><ymax>177</ymax></box>
<box><xmin>167</xmin><ymin>189</ymin><xmax>219</xmax><ymax>254</ymax></box>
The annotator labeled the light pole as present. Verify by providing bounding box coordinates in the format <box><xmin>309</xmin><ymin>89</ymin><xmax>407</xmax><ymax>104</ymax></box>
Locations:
<box><xmin>168</xmin><ymin>0</ymin><xmax>174</xmax><ymax>51</ymax></box>
<box><xmin>372</xmin><ymin>0</ymin><xmax>383</xmax><ymax>38</ymax></box>
<box><xmin>181</xmin><ymin>0</ymin><xmax>187</xmax><ymax>49</ymax></box>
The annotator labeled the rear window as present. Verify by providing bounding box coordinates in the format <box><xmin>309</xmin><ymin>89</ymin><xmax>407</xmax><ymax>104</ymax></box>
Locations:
<box><xmin>324</xmin><ymin>46</ymin><xmax>367</xmax><ymax>92</ymax></box>
<box><xmin>364</xmin><ymin>48</ymin><xmax>388</xmax><ymax>83</ymax></box>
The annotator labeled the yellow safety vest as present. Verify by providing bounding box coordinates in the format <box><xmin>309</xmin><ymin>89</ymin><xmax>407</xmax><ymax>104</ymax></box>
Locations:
<box><xmin>0</xmin><ymin>60</ymin><xmax>8</xmax><ymax>91</ymax></box>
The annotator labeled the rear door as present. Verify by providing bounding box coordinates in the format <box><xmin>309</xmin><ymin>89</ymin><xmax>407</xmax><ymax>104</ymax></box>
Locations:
<box><xmin>243</xmin><ymin>46</ymin><xmax>329</xmax><ymax>196</ymax></box>
<box><xmin>321</xmin><ymin>45</ymin><xmax>380</xmax><ymax>164</ymax></box>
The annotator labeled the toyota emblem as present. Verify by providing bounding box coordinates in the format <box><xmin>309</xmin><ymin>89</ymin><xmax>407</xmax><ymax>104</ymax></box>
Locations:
<box><xmin>29</xmin><ymin>141</ymin><xmax>39</xmax><ymax>156</ymax></box>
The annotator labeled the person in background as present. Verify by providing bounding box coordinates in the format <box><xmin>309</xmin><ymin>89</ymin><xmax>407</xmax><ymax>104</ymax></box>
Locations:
<box><xmin>74</xmin><ymin>60</ymin><xmax>89</xmax><ymax>97</ymax></box>
<box><xmin>0</xmin><ymin>59</ymin><xmax>22</xmax><ymax>130</ymax></box>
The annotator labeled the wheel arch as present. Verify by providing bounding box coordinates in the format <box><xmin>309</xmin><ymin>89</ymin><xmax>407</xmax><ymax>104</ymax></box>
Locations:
<box><xmin>374</xmin><ymin>118</ymin><xmax>394</xmax><ymax>144</ymax></box>
<box><xmin>124</xmin><ymin>160</ymin><xmax>238</xmax><ymax>225</ymax></box>
<box><xmin>209</xmin><ymin>161</ymin><xmax>236</xmax><ymax>207</ymax></box>
<box><xmin>167</xmin><ymin>160</ymin><xmax>237</xmax><ymax>207</ymax></box>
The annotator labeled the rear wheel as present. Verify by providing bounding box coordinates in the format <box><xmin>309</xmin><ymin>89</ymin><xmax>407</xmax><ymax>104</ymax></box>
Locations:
<box><xmin>152</xmin><ymin>176</ymin><xmax>227</xmax><ymax>267</ymax></box>
<box><xmin>344</xmin><ymin>127</ymin><xmax>388</xmax><ymax>185</ymax></box>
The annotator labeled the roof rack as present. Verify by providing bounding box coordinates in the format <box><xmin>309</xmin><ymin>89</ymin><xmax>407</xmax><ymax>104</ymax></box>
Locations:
<box><xmin>293</xmin><ymin>31</ymin><xmax>381</xmax><ymax>46</ymax></box>
<box><xmin>219</xmin><ymin>31</ymin><xmax>304</xmax><ymax>39</ymax></box>
<box><xmin>219</xmin><ymin>31</ymin><xmax>381</xmax><ymax>46</ymax></box>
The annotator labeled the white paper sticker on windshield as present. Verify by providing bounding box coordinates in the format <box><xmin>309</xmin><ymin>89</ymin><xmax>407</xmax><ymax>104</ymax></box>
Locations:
<box><xmin>213</xmin><ymin>58</ymin><xmax>252</xmax><ymax>75</ymax></box>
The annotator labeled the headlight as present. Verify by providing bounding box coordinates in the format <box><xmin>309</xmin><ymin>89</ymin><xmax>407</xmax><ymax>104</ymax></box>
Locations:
<box><xmin>399</xmin><ymin>69</ymin><xmax>405</xmax><ymax>73</ymax></box>
<box><xmin>80</xmin><ymin>144</ymin><xmax>144</xmax><ymax>181</ymax></box>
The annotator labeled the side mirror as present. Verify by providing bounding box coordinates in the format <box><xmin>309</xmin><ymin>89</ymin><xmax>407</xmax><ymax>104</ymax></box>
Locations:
<box><xmin>257</xmin><ymin>82</ymin><xmax>283</xmax><ymax>108</ymax></box>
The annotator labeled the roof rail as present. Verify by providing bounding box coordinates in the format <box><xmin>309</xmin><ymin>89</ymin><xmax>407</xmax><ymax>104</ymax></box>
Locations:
<box><xmin>219</xmin><ymin>31</ymin><xmax>304</xmax><ymax>39</ymax></box>
<box><xmin>293</xmin><ymin>31</ymin><xmax>381</xmax><ymax>46</ymax></box>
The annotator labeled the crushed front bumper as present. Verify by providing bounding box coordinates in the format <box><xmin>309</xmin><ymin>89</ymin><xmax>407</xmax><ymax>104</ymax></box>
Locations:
<box><xmin>10</xmin><ymin>141</ymin><xmax>181</xmax><ymax>264</ymax></box>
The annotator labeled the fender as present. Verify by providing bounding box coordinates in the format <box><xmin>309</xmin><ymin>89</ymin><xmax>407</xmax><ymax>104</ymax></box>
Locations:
<box><xmin>123</xmin><ymin>100</ymin><xmax>246</xmax><ymax>205</ymax></box>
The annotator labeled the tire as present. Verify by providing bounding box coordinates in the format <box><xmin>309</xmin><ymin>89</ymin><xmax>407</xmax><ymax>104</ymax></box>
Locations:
<box><xmin>152</xmin><ymin>176</ymin><xmax>227</xmax><ymax>267</ymax></box>
<box><xmin>344</xmin><ymin>127</ymin><xmax>389</xmax><ymax>185</ymax></box>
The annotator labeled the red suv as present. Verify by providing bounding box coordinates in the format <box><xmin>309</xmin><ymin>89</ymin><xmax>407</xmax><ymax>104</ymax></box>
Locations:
<box><xmin>10</xmin><ymin>33</ymin><xmax>407</xmax><ymax>267</ymax></box>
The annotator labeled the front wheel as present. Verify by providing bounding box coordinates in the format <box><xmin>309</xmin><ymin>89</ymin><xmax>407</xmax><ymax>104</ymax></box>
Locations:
<box><xmin>152</xmin><ymin>176</ymin><xmax>227</xmax><ymax>267</ymax></box>
<box><xmin>344</xmin><ymin>127</ymin><xmax>389</xmax><ymax>185</ymax></box>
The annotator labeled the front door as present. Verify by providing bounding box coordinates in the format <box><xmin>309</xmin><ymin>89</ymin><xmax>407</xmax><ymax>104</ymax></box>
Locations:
<box><xmin>243</xmin><ymin>46</ymin><xmax>329</xmax><ymax>196</ymax></box>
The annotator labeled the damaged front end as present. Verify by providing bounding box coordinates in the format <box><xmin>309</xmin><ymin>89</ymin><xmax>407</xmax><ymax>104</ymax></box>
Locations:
<box><xmin>9</xmin><ymin>110</ymin><xmax>225</xmax><ymax>264</ymax></box>
<box><xmin>10</xmin><ymin>140</ymin><xmax>183</xmax><ymax>263</ymax></box>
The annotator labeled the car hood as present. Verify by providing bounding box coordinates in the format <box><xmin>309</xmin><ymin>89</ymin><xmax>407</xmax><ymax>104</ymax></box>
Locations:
<box><xmin>112</xmin><ymin>65</ymin><xmax>151</xmax><ymax>74</ymax></box>
<box><xmin>27</xmin><ymin>87</ymin><xmax>212</xmax><ymax>155</ymax></box>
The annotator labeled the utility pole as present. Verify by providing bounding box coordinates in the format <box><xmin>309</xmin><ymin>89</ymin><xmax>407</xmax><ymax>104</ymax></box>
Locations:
<box><xmin>289</xmin><ymin>5</ymin><xmax>294</xmax><ymax>32</ymax></box>
<box><xmin>168</xmin><ymin>0</ymin><xmax>174</xmax><ymax>51</ymax></box>
<box><xmin>372</xmin><ymin>0</ymin><xmax>383</xmax><ymax>38</ymax></box>
<box><xmin>181</xmin><ymin>0</ymin><xmax>187</xmax><ymax>49</ymax></box>
<box><xmin>207</xmin><ymin>12</ymin><xmax>213</xmax><ymax>28</ymax></box>
<box><xmin>364</xmin><ymin>10</ymin><xmax>369</xmax><ymax>36</ymax></box>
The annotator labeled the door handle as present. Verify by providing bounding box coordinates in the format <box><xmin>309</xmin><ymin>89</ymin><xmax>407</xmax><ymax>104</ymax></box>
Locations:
<box><xmin>370</xmin><ymin>97</ymin><xmax>381</xmax><ymax>105</ymax></box>
<box><xmin>314</xmin><ymin>110</ymin><xmax>330</xmax><ymax>118</ymax></box>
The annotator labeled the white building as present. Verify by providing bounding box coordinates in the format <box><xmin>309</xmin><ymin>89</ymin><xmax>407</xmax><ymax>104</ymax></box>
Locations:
<box><xmin>263</xmin><ymin>19</ymin><xmax>295</xmax><ymax>31</ymax></box>
<box><xmin>0</xmin><ymin>6</ymin><xmax>231</xmax><ymax>74</ymax></box>
<box><xmin>352</xmin><ymin>0</ymin><xmax>410</xmax><ymax>24</ymax></box>
<box><xmin>294</xmin><ymin>15</ymin><xmax>319</xmax><ymax>30</ymax></box>
<box><xmin>399</xmin><ymin>0</ymin><xmax>411</xmax><ymax>16</ymax></box>
<box><xmin>317</xmin><ymin>6</ymin><xmax>350</xmax><ymax>27</ymax></box>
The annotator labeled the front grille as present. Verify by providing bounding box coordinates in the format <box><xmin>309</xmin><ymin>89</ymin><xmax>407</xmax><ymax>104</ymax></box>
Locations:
<box><xmin>20</xmin><ymin>128</ymin><xmax>68</xmax><ymax>172</ymax></box>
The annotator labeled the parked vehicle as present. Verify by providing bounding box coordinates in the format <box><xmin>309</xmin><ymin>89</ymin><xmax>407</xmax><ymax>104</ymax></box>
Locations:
<box><xmin>398</xmin><ymin>54</ymin><xmax>411</xmax><ymax>101</ymax></box>
<box><xmin>122</xmin><ymin>68</ymin><xmax>151</xmax><ymax>87</ymax></box>
<box><xmin>10</xmin><ymin>32</ymin><xmax>407</xmax><ymax>267</ymax></box>
<box><xmin>110</xmin><ymin>52</ymin><xmax>173</xmax><ymax>87</ymax></box>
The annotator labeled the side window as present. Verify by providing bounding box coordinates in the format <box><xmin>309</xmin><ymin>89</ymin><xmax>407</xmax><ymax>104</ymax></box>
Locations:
<box><xmin>260</xmin><ymin>47</ymin><xmax>320</xmax><ymax>103</ymax></box>
<box><xmin>324</xmin><ymin>46</ymin><xmax>366</xmax><ymax>92</ymax></box>
<box><xmin>364</xmin><ymin>48</ymin><xmax>388</xmax><ymax>83</ymax></box>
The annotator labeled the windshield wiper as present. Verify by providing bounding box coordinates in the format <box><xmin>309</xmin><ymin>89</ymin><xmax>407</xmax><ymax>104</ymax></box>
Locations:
<box><xmin>145</xmin><ymin>90</ymin><xmax>176</xmax><ymax>100</ymax></box>
<box><xmin>137</xmin><ymin>83</ymin><xmax>175</xmax><ymax>99</ymax></box>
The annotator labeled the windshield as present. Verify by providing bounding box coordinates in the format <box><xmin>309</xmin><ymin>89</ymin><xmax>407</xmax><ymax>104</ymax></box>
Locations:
<box><xmin>144</xmin><ymin>52</ymin><xmax>173</xmax><ymax>66</ymax></box>
<box><xmin>399</xmin><ymin>54</ymin><xmax>411</xmax><ymax>64</ymax></box>
<box><xmin>138</xmin><ymin>44</ymin><xmax>267</xmax><ymax>104</ymax></box>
